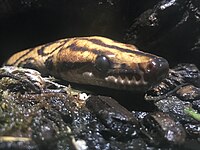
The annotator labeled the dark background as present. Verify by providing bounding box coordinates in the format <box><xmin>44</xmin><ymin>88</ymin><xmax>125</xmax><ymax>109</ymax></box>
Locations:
<box><xmin>1</xmin><ymin>0</ymin><xmax>200</xmax><ymax>67</ymax></box>
<box><xmin>0</xmin><ymin>0</ymin><xmax>141</xmax><ymax>64</ymax></box>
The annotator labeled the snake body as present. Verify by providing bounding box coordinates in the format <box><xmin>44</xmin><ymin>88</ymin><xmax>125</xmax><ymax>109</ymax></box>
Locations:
<box><xmin>5</xmin><ymin>36</ymin><xmax>169</xmax><ymax>91</ymax></box>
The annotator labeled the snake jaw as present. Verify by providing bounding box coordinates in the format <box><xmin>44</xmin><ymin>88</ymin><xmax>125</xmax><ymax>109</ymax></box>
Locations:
<box><xmin>81</xmin><ymin>57</ymin><xmax>169</xmax><ymax>90</ymax></box>
<box><xmin>82</xmin><ymin>69</ymin><xmax>149</xmax><ymax>90</ymax></box>
<box><xmin>105</xmin><ymin>75</ymin><xmax>147</xmax><ymax>86</ymax></box>
<box><xmin>105</xmin><ymin>68</ymin><xmax>148</xmax><ymax>86</ymax></box>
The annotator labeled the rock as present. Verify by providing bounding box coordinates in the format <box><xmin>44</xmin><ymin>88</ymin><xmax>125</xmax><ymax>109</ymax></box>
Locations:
<box><xmin>124</xmin><ymin>0</ymin><xmax>200</xmax><ymax>67</ymax></box>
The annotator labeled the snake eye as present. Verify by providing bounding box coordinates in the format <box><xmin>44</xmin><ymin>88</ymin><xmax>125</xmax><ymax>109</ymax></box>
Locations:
<box><xmin>95</xmin><ymin>55</ymin><xmax>111</xmax><ymax>72</ymax></box>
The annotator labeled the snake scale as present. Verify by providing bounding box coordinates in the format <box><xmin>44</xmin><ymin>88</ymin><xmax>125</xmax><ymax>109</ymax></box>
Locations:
<box><xmin>5</xmin><ymin>36</ymin><xmax>169</xmax><ymax>91</ymax></box>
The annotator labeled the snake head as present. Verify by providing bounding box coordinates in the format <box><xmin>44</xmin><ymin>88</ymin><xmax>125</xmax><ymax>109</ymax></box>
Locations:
<box><xmin>57</xmin><ymin>36</ymin><xmax>169</xmax><ymax>91</ymax></box>
<box><xmin>92</xmin><ymin>54</ymin><xmax>169</xmax><ymax>91</ymax></box>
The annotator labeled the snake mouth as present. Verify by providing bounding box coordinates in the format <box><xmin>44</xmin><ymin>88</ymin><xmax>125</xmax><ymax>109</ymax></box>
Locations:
<box><xmin>105</xmin><ymin>73</ymin><xmax>147</xmax><ymax>86</ymax></box>
<box><xmin>76</xmin><ymin>57</ymin><xmax>169</xmax><ymax>91</ymax></box>
<box><xmin>104</xmin><ymin>57</ymin><xmax>169</xmax><ymax>89</ymax></box>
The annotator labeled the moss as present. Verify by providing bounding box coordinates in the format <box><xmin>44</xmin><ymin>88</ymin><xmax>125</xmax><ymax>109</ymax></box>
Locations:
<box><xmin>184</xmin><ymin>107</ymin><xmax>200</xmax><ymax>121</ymax></box>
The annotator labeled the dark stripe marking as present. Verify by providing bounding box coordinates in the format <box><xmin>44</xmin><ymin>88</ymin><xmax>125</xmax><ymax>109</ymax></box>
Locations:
<box><xmin>64</xmin><ymin>43</ymin><xmax>102</xmax><ymax>55</ymax></box>
<box><xmin>37</xmin><ymin>44</ymin><xmax>50</xmax><ymax>56</ymax></box>
<box><xmin>11</xmin><ymin>48</ymin><xmax>34</xmax><ymax>65</ymax></box>
<box><xmin>37</xmin><ymin>40</ymin><xmax>69</xmax><ymax>56</ymax></box>
<box><xmin>44</xmin><ymin>56</ymin><xmax>54</xmax><ymax>71</ymax></box>
<box><xmin>18</xmin><ymin>57</ymin><xmax>39</xmax><ymax>70</ymax></box>
<box><xmin>86</xmin><ymin>38</ymin><xmax>155</xmax><ymax>58</ymax></box>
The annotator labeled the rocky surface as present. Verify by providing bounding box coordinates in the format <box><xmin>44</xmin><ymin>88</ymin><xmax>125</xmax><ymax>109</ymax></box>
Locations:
<box><xmin>124</xmin><ymin>0</ymin><xmax>200</xmax><ymax>67</ymax></box>
<box><xmin>0</xmin><ymin>65</ymin><xmax>199</xmax><ymax>150</ymax></box>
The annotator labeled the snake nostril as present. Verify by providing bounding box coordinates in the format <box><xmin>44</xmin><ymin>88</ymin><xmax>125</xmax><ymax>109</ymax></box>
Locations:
<box><xmin>146</xmin><ymin>63</ymin><xmax>154</xmax><ymax>72</ymax></box>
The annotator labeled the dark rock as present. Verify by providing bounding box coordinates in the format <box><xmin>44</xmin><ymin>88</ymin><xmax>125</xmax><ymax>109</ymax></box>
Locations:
<box><xmin>184</xmin><ymin>123</ymin><xmax>200</xmax><ymax>138</ymax></box>
<box><xmin>145</xmin><ymin>64</ymin><xmax>200</xmax><ymax>123</ymax></box>
<box><xmin>154</xmin><ymin>96</ymin><xmax>196</xmax><ymax>122</ymax></box>
<box><xmin>3</xmin><ymin>66</ymin><xmax>198</xmax><ymax>149</ymax></box>
<box><xmin>176</xmin><ymin>85</ymin><xmax>200</xmax><ymax>101</ymax></box>
<box><xmin>141</xmin><ymin>112</ymin><xmax>186</xmax><ymax>146</ymax></box>
<box><xmin>86</xmin><ymin>95</ymin><xmax>139</xmax><ymax>138</ymax></box>
<box><xmin>192</xmin><ymin>100</ymin><xmax>200</xmax><ymax>111</ymax></box>
<box><xmin>0</xmin><ymin>140</ymin><xmax>38</xmax><ymax>150</ymax></box>
<box><xmin>145</xmin><ymin>63</ymin><xmax>200</xmax><ymax>143</ymax></box>
<box><xmin>145</xmin><ymin>64</ymin><xmax>200</xmax><ymax>101</ymax></box>
<box><xmin>125</xmin><ymin>0</ymin><xmax>200</xmax><ymax>67</ymax></box>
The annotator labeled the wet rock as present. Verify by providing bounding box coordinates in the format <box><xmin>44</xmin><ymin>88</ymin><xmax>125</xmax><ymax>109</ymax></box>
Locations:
<box><xmin>184</xmin><ymin>123</ymin><xmax>200</xmax><ymax>138</ymax></box>
<box><xmin>0</xmin><ymin>65</ymin><xmax>200</xmax><ymax>149</ymax></box>
<box><xmin>125</xmin><ymin>0</ymin><xmax>200</xmax><ymax>67</ymax></box>
<box><xmin>192</xmin><ymin>100</ymin><xmax>200</xmax><ymax>111</ymax></box>
<box><xmin>0</xmin><ymin>139</ymin><xmax>38</xmax><ymax>150</ymax></box>
<box><xmin>145</xmin><ymin>63</ymin><xmax>200</xmax><ymax>143</ymax></box>
<box><xmin>154</xmin><ymin>96</ymin><xmax>196</xmax><ymax>122</ymax></box>
<box><xmin>0</xmin><ymin>66</ymin><xmax>83</xmax><ymax>149</ymax></box>
<box><xmin>176</xmin><ymin>85</ymin><xmax>200</xmax><ymax>101</ymax></box>
<box><xmin>145</xmin><ymin>64</ymin><xmax>200</xmax><ymax>101</ymax></box>
<box><xmin>0</xmin><ymin>66</ymin><xmax>46</xmax><ymax>93</ymax></box>
<box><xmin>141</xmin><ymin>112</ymin><xmax>186</xmax><ymax>146</ymax></box>
<box><xmin>86</xmin><ymin>96</ymin><xmax>139</xmax><ymax>138</ymax></box>
<box><xmin>0</xmin><ymin>66</ymin><xmax>154</xmax><ymax>149</ymax></box>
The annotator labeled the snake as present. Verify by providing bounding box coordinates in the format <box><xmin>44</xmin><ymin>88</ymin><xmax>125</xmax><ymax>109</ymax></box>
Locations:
<box><xmin>4</xmin><ymin>36</ymin><xmax>169</xmax><ymax>91</ymax></box>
